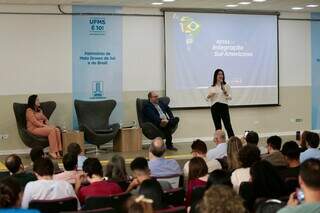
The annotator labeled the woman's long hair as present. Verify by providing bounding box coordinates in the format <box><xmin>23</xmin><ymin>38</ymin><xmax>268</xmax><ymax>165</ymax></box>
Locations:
<box><xmin>105</xmin><ymin>154</ymin><xmax>128</xmax><ymax>182</ymax></box>
<box><xmin>27</xmin><ymin>94</ymin><xmax>40</xmax><ymax>112</ymax></box>
<box><xmin>227</xmin><ymin>137</ymin><xmax>243</xmax><ymax>171</ymax></box>
<box><xmin>212</xmin><ymin>68</ymin><xmax>226</xmax><ymax>86</ymax></box>
<box><xmin>188</xmin><ymin>157</ymin><xmax>208</xmax><ymax>180</ymax></box>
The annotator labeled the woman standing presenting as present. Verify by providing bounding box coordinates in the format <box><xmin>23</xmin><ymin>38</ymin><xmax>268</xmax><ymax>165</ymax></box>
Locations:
<box><xmin>26</xmin><ymin>94</ymin><xmax>62</xmax><ymax>159</ymax></box>
<box><xmin>207</xmin><ymin>69</ymin><xmax>234</xmax><ymax>138</ymax></box>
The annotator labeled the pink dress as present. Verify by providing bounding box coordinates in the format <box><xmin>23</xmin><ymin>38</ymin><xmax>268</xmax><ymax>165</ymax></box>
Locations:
<box><xmin>26</xmin><ymin>108</ymin><xmax>62</xmax><ymax>153</ymax></box>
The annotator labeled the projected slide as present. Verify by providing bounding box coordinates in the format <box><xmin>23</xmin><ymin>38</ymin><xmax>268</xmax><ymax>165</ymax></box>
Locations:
<box><xmin>165</xmin><ymin>12</ymin><xmax>279</xmax><ymax>108</ymax></box>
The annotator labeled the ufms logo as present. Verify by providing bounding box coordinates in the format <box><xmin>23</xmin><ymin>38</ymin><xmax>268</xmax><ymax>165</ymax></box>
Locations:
<box><xmin>89</xmin><ymin>17</ymin><xmax>106</xmax><ymax>35</ymax></box>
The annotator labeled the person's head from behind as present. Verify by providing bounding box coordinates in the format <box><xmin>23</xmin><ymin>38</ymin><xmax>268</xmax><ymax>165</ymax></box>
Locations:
<box><xmin>191</xmin><ymin>139</ymin><xmax>207</xmax><ymax>157</ymax></box>
<box><xmin>33</xmin><ymin>157</ymin><xmax>54</xmax><ymax>179</ymax></box>
<box><xmin>250</xmin><ymin>160</ymin><xmax>285</xmax><ymax>198</ymax></box>
<box><xmin>214</xmin><ymin>130</ymin><xmax>226</xmax><ymax>145</ymax></box>
<box><xmin>82</xmin><ymin>158</ymin><xmax>103</xmax><ymax>181</ymax></box>
<box><xmin>67</xmin><ymin>142</ymin><xmax>82</xmax><ymax>156</ymax></box>
<box><xmin>62</xmin><ymin>153</ymin><xmax>78</xmax><ymax>171</ymax></box>
<box><xmin>5</xmin><ymin>154</ymin><xmax>23</xmax><ymax>175</ymax></box>
<box><xmin>227</xmin><ymin>136</ymin><xmax>243</xmax><ymax>170</ymax></box>
<box><xmin>149</xmin><ymin>137</ymin><xmax>166</xmax><ymax>158</ymax></box>
<box><xmin>30</xmin><ymin>146</ymin><xmax>45</xmax><ymax>163</ymax></box>
<box><xmin>139</xmin><ymin>179</ymin><xmax>165</xmax><ymax>210</ymax></box>
<box><xmin>188</xmin><ymin>157</ymin><xmax>208</xmax><ymax>181</ymax></box>
<box><xmin>206</xmin><ymin>169</ymin><xmax>232</xmax><ymax>189</ymax></box>
<box><xmin>130</xmin><ymin>157</ymin><xmax>150</xmax><ymax>182</ymax></box>
<box><xmin>299</xmin><ymin>158</ymin><xmax>320</xmax><ymax>196</ymax></box>
<box><xmin>300</xmin><ymin>130</ymin><xmax>311</xmax><ymax>149</ymax></box>
<box><xmin>0</xmin><ymin>177</ymin><xmax>22</xmax><ymax>208</ymax></box>
<box><xmin>245</xmin><ymin>131</ymin><xmax>259</xmax><ymax>145</ymax></box>
<box><xmin>27</xmin><ymin>94</ymin><xmax>40</xmax><ymax>111</ymax></box>
<box><xmin>306</xmin><ymin>132</ymin><xmax>320</xmax><ymax>149</ymax></box>
<box><xmin>212</xmin><ymin>68</ymin><xmax>226</xmax><ymax>86</ymax></box>
<box><xmin>147</xmin><ymin>91</ymin><xmax>159</xmax><ymax>104</ymax></box>
<box><xmin>198</xmin><ymin>185</ymin><xmax>246</xmax><ymax>213</ymax></box>
<box><xmin>281</xmin><ymin>141</ymin><xmax>300</xmax><ymax>162</ymax></box>
<box><xmin>105</xmin><ymin>154</ymin><xmax>127</xmax><ymax>181</ymax></box>
<box><xmin>238</xmin><ymin>145</ymin><xmax>261</xmax><ymax>168</ymax></box>
<box><xmin>267</xmin><ymin>135</ymin><xmax>282</xmax><ymax>153</ymax></box>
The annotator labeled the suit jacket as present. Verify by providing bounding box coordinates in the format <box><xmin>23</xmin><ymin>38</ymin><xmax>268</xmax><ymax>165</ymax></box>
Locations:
<box><xmin>143</xmin><ymin>101</ymin><xmax>174</xmax><ymax>127</ymax></box>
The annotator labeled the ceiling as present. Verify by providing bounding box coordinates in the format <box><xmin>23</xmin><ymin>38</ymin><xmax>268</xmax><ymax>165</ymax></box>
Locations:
<box><xmin>0</xmin><ymin>0</ymin><xmax>320</xmax><ymax>12</ymax></box>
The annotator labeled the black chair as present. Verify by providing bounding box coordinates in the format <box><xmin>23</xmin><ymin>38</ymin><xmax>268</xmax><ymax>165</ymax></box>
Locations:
<box><xmin>84</xmin><ymin>192</ymin><xmax>131</xmax><ymax>212</ymax></box>
<box><xmin>254</xmin><ymin>198</ymin><xmax>286</xmax><ymax>213</ymax></box>
<box><xmin>284</xmin><ymin>177</ymin><xmax>299</xmax><ymax>193</ymax></box>
<box><xmin>29</xmin><ymin>197</ymin><xmax>78</xmax><ymax>213</ymax></box>
<box><xmin>13</xmin><ymin>101</ymin><xmax>56</xmax><ymax>148</ymax></box>
<box><xmin>136</xmin><ymin>97</ymin><xmax>178</xmax><ymax>139</ymax></box>
<box><xmin>0</xmin><ymin>171</ymin><xmax>10</xmax><ymax>180</ymax></box>
<box><xmin>152</xmin><ymin>174</ymin><xmax>184</xmax><ymax>189</ymax></box>
<box><xmin>155</xmin><ymin>206</ymin><xmax>187</xmax><ymax>213</ymax></box>
<box><xmin>163</xmin><ymin>188</ymin><xmax>185</xmax><ymax>207</ymax></box>
<box><xmin>74</xmin><ymin>100</ymin><xmax>120</xmax><ymax>153</ymax></box>
<box><xmin>62</xmin><ymin>207</ymin><xmax>115</xmax><ymax>213</ymax></box>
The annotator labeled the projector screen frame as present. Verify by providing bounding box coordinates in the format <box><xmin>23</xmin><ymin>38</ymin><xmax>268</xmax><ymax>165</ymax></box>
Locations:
<box><xmin>162</xmin><ymin>8</ymin><xmax>281</xmax><ymax>109</ymax></box>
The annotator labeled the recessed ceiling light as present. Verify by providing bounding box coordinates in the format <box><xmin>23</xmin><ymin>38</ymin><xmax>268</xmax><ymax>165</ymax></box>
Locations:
<box><xmin>163</xmin><ymin>0</ymin><xmax>175</xmax><ymax>2</ymax></box>
<box><xmin>306</xmin><ymin>4</ymin><xmax>319</xmax><ymax>8</ymax></box>
<box><xmin>253</xmin><ymin>0</ymin><xmax>267</xmax><ymax>2</ymax></box>
<box><xmin>152</xmin><ymin>2</ymin><xmax>164</xmax><ymax>5</ymax></box>
<box><xmin>239</xmin><ymin>2</ymin><xmax>251</xmax><ymax>5</ymax></box>
<box><xmin>225</xmin><ymin>4</ymin><xmax>239</xmax><ymax>7</ymax></box>
<box><xmin>291</xmin><ymin>7</ymin><xmax>304</xmax><ymax>10</ymax></box>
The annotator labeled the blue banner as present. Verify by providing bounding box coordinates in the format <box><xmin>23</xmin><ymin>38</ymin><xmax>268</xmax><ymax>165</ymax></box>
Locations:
<box><xmin>72</xmin><ymin>6</ymin><xmax>123</xmax><ymax>128</ymax></box>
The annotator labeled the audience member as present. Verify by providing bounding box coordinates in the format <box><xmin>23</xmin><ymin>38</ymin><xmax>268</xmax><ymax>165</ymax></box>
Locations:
<box><xmin>278</xmin><ymin>158</ymin><xmax>320</xmax><ymax>213</ymax></box>
<box><xmin>21</xmin><ymin>157</ymin><xmax>79</xmax><ymax>209</ymax></box>
<box><xmin>139</xmin><ymin>179</ymin><xmax>167</xmax><ymax>210</ymax></box>
<box><xmin>186</xmin><ymin>157</ymin><xmax>208</xmax><ymax>206</ymax></box>
<box><xmin>300</xmin><ymin>132</ymin><xmax>320</xmax><ymax>162</ymax></box>
<box><xmin>105</xmin><ymin>154</ymin><xmax>131</xmax><ymax>191</ymax></box>
<box><xmin>75</xmin><ymin>157</ymin><xmax>122</xmax><ymax>204</ymax></box>
<box><xmin>53</xmin><ymin>153</ymin><xmax>78</xmax><ymax>184</ymax></box>
<box><xmin>28</xmin><ymin>146</ymin><xmax>61</xmax><ymax>174</ymax></box>
<box><xmin>4</xmin><ymin>154</ymin><xmax>36</xmax><ymax>188</ymax></box>
<box><xmin>280</xmin><ymin>141</ymin><xmax>301</xmax><ymax>180</ymax></box>
<box><xmin>67</xmin><ymin>143</ymin><xmax>87</xmax><ymax>170</ymax></box>
<box><xmin>300</xmin><ymin>130</ymin><xmax>311</xmax><ymax>152</ymax></box>
<box><xmin>207</xmin><ymin>130</ymin><xmax>227</xmax><ymax>160</ymax></box>
<box><xmin>125</xmin><ymin>195</ymin><xmax>153</xmax><ymax>213</ymax></box>
<box><xmin>126</xmin><ymin>157</ymin><xmax>171</xmax><ymax>194</ymax></box>
<box><xmin>227</xmin><ymin>136</ymin><xmax>243</xmax><ymax>171</ymax></box>
<box><xmin>0</xmin><ymin>177</ymin><xmax>22</xmax><ymax>208</ymax></box>
<box><xmin>263</xmin><ymin>135</ymin><xmax>287</xmax><ymax>167</ymax></box>
<box><xmin>231</xmin><ymin>144</ymin><xmax>261</xmax><ymax>193</ymax></box>
<box><xmin>245</xmin><ymin>131</ymin><xmax>267</xmax><ymax>154</ymax></box>
<box><xmin>239</xmin><ymin>160</ymin><xmax>287</xmax><ymax>211</ymax></box>
<box><xmin>183</xmin><ymin>139</ymin><xmax>221</xmax><ymax>177</ymax></box>
<box><xmin>148</xmin><ymin>137</ymin><xmax>181</xmax><ymax>177</ymax></box>
<box><xmin>197</xmin><ymin>185</ymin><xmax>246</xmax><ymax>213</ymax></box>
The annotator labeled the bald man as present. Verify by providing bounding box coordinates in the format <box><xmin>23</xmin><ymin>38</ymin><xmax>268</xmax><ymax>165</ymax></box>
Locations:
<box><xmin>143</xmin><ymin>91</ymin><xmax>179</xmax><ymax>151</ymax></box>
<box><xmin>207</xmin><ymin>130</ymin><xmax>228</xmax><ymax>160</ymax></box>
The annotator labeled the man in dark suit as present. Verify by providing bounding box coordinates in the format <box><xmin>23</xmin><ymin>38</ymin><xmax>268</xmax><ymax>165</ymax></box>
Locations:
<box><xmin>143</xmin><ymin>91</ymin><xmax>179</xmax><ymax>151</ymax></box>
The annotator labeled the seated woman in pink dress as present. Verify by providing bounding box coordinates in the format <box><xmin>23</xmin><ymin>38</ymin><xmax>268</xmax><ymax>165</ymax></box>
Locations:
<box><xmin>26</xmin><ymin>94</ymin><xmax>62</xmax><ymax>159</ymax></box>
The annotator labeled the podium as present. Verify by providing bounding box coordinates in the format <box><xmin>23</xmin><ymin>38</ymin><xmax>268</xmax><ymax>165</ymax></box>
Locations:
<box><xmin>113</xmin><ymin>127</ymin><xmax>142</xmax><ymax>152</ymax></box>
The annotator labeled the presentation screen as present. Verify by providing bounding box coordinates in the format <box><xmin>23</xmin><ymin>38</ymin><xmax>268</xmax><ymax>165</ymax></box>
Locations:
<box><xmin>164</xmin><ymin>11</ymin><xmax>279</xmax><ymax>108</ymax></box>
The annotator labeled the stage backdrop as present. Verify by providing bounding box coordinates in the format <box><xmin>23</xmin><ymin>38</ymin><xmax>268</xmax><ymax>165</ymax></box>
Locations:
<box><xmin>72</xmin><ymin>6</ymin><xmax>123</xmax><ymax>129</ymax></box>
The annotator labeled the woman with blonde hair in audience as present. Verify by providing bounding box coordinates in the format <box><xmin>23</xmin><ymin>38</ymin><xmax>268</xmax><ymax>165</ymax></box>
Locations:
<box><xmin>185</xmin><ymin>157</ymin><xmax>208</xmax><ymax>206</ymax></box>
<box><xmin>227</xmin><ymin>136</ymin><xmax>243</xmax><ymax>171</ymax></box>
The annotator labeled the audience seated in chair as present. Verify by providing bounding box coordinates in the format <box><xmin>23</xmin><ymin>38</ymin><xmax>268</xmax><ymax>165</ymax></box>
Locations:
<box><xmin>299</xmin><ymin>130</ymin><xmax>311</xmax><ymax>152</ymax></box>
<box><xmin>231</xmin><ymin>144</ymin><xmax>261</xmax><ymax>193</ymax></box>
<box><xmin>183</xmin><ymin>139</ymin><xmax>221</xmax><ymax>178</ymax></box>
<box><xmin>126</xmin><ymin>157</ymin><xmax>172</xmax><ymax>194</ymax></box>
<box><xmin>138</xmin><ymin>179</ymin><xmax>168</xmax><ymax>210</ymax></box>
<box><xmin>4</xmin><ymin>154</ymin><xmax>36</xmax><ymax>189</ymax></box>
<box><xmin>239</xmin><ymin>160</ymin><xmax>287</xmax><ymax>212</ymax></box>
<box><xmin>244</xmin><ymin>131</ymin><xmax>268</xmax><ymax>154</ymax></box>
<box><xmin>53</xmin><ymin>153</ymin><xmax>79</xmax><ymax>184</ymax></box>
<box><xmin>75</xmin><ymin>158</ymin><xmax>122</xmax><ymax>204</ymax></box>
<box><xmin>196</xmin><ymin>185</ymin><xmax>246</xmax><ymax>213</ymax></box>
<box><xmin>21</xmin><ymin>157</ymin><xmax>79</xmax><ymax>209</ymax></box>
<box><xmin>148</xmin><ymin>137</ymin><xmax>182</xmax><ymax>177</ymax></box>
<box><xmin>143</xmin><ymin>91</ymin><xmax>179</xmax><ymax>151</ymax></box>
<box><xmin>278</xmin><ymin>158</ymin><xmax>320</xmax><ymax>213</ymax></box>
<box><xmin>105</xmin><ymin>154</ymin><xmax>131</xmax><ymax>191</ymax></box>
<box><xmin>185</xmin><ymin>157</ymin><xmax>208</xmax><ymax>206</ymax></box>
<box><xmin>280</xmin><ymin>141</ymin><xmax>301</xmax><ymax>181</ymax></box>
<box><xmin>263</xmin><ymin>135</ymin><xmax>288</xmax><ymax>167</ymax></box>
<box><xmin>207</xmin><ymin>130</ymin><xmax>227</xmax><ymax>160</ymax></box>
<box><xmin>67</xmin><ymin>143</ymin><xmax>87</xmax><ymax>171</ymax></box>
<box><xmin>227</xmin><ymin>136</ymin><xmax>243</xmax><ymax>172</ymax></box>
<box><xmin>125</xmin><ymin>195</ymin><xmax>154</xmax><ymax>213</ymax></box>
<box><xmin>300</xmin><ymin>132</ymin><xmax>320</xmax><ymax>162</ymax></box>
